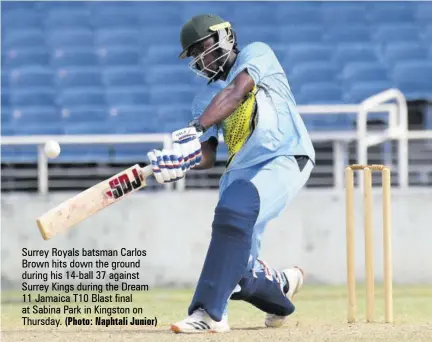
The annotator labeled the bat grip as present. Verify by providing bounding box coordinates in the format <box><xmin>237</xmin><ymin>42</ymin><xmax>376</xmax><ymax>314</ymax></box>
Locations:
<box><xmin>141</xmin><ymin>165</ymin><xmax>154</xmax><ymax>177</ymax></box>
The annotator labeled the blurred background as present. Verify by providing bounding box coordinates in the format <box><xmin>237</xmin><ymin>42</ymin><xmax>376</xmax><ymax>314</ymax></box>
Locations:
<box><xmin>1</xmin><ymin>0</ymin><xmax>432</xmax><ymax>191</ymax></box>
<box><xmin>1</xmin><ymin>1</ymin><xmax>432</xmax><ymax>290</ymax></box>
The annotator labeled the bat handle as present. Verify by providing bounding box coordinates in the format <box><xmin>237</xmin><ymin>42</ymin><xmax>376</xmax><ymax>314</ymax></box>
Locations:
<box><xmin>141</xmin><ymin>165</ymin><xmax>154</xmax><ymax>178</ymax></box>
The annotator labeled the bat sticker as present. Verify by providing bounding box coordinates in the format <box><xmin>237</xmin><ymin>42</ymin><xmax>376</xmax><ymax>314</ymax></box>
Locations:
<box><xmin>105</xmin><ymin>168</ymin><xmax>143</xmax><ymax>199</ymax></box>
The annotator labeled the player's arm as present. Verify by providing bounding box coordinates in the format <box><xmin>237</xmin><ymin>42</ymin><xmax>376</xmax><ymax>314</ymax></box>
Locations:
<box><xmin>193</xmin><ymin>137</ymin><xmax>218</xmax><ymax>170</ymax></box>
<box><xmin>198</xmin><ymin>70</ymin><xmax>255</xmax><ymax>130</ymax></box>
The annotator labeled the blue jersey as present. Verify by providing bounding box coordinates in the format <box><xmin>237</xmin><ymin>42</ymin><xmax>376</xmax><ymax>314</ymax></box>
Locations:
<box><xmin>191</xmin><ymin>42</ymin><xmax>315</xmax><ymax>171</ymax></box>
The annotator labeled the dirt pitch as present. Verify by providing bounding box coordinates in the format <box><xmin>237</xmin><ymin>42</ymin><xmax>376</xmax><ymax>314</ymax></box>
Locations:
<box><xmin>2</xmin><ymin>285</ymin><xmax>432</xmax><ymax>341</ymax></box>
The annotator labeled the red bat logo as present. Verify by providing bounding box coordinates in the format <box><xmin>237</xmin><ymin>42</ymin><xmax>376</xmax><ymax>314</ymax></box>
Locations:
<box><xmin>105</xmin><ymin>168</ymin><xmax>143</xmax><ymax>199</ymax></box>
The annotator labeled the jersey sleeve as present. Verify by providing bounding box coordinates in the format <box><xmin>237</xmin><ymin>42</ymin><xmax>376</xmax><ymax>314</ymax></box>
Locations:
<box><xmin>191</xmin><ymin>92</ymin><xmax>219</xmax><ymax>143</ymax></box>
<box><xmin>230</xmin><ymin>42</ymin><xmax>281</xmax><ymax>86</ymax></box>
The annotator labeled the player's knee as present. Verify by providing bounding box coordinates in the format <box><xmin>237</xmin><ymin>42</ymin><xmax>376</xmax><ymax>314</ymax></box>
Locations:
<box><xmin>212</xmin><ymin>179</ymin><xmax>260</xmax><ymax>238</ymax></box>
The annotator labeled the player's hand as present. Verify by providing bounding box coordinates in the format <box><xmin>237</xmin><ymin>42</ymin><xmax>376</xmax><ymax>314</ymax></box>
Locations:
<box><xmin>147</xmin><ymin>127</ymin><xmax>202</xmax><ymax>184</ymax></box>
<box><xmin>172</xmin><ymin>126</ymin><xmax>202</xmax><ymax>170</ymax></box>
<box><xmin>147</xmin><ymin>146</ymin><xmax>186</xmax><ymax>184</ymax></box>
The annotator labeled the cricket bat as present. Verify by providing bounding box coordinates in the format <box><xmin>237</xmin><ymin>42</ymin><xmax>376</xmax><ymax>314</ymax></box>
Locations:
<box><xmin>36</xmin><ymin>164</ymin><xmax>153</xmax><ymax>240</ymax></box>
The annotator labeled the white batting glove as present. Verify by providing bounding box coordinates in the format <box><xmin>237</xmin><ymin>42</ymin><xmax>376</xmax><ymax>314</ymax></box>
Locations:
<box><xmin>147</xmin><ymin>145</ymin><xmax>185</xmax><ymax>184</ymax></box>
<box><xmin>172</xmin><ymin>126</ymin><xmax>202</xmax><ymax>170</ymax></box>
<box><xmin>147</xmin><ymin>127</ymin><xmax>201</xmax><ymax>184</ymax></box>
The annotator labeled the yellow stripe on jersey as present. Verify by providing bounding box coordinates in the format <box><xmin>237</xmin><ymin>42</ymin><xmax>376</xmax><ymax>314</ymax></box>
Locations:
<box><xmin>222</xmin><ymin>86</ymin><xmax>258</xmax><ymax>164</ymax></box>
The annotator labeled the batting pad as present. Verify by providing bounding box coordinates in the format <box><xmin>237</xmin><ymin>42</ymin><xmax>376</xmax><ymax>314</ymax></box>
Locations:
<box><xmin>188</xmin><ymin>179</ymin><xmax>260</xmax><ymax>321</ymax></box>
<box><xmin>230</xmin><ymin>269</ymin><xmax>295</xmax><ymax>316</ymax></box>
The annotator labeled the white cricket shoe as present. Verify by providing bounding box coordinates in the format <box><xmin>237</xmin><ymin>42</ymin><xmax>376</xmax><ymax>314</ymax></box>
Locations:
<box><xmin>170</xmin><ymin>308</ymin><xmax>230</xmax><ymax>333</ymax></box>
<box><xmin>265</xmin><ymin>266</ymin><xmax>304</xmax><ymax>328</ymax></box>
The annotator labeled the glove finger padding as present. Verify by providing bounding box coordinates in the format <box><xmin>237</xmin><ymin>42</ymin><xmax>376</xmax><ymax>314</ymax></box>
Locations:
<box><xmin>177</xmin><ymin>141</ymin><xmax>192</xmax><ymax>171</ymax></box>
<box><xmin>172</xmin><ymin>143</ymin><xmax>186</xmax><ymax>179</ymax></box>
<box><xmin>162</xmin><ymin>148</ymin><xmax>177</xmax><ymax>180</ymax></box>
<box><xmin>192</xmin><ymin>137</ymin><xmax>202</xmax><ymax>165</ymax></box>
<box><xmin>155</xmin><ymin>150</ymin><xmax>171</xmax><ymax>183</ymax></box>
<box><xmin>181</xmin><ymin>136</ymin><xmax>201</xmax><ymax>169</ymax></box>
<box><xmin>147</xmin><ymin>150</ymin><xmax>165</xmax><ymax>184</ymax></box>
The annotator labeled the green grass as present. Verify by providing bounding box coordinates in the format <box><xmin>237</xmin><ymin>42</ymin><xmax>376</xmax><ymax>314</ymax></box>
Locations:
<box><xmin>2</xmin><ymin>285</ymin><xmax>432</xmax><ymax>341</ymax></box>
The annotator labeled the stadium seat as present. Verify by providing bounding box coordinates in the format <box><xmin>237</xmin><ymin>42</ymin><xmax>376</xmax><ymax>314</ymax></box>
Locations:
<box><xmin>85</xmin><ymin>1</ymin><xmax>140</xmax><ymax>11</ymax></box>
<box><xmin>109</xmin><ymin>144</ymin><xmax>151</xmax><ymax>162</ymax></box>
<box><xmin>1</xmin><ymin>9</ymin><xmax>42</xmax><ymax>29</ymax></box>
<box><xmin>270</xmin><ymin>44</ymin><xmax>290</xmax><ymax>61</ymax></box>
<box><xmin>1</xmin><ymin>0</ymin><xmax>430</xmax><ymax>140</ymax></box>
<box><xmin>289</xmin><ymin>62</ymin><xmax>338</xmax><ymax>87</ymax></box>
<box><xmin>106</xmin><ymin>87</ymin><xmax>150</xmax><ymax>106</ymax></box>
<box><xmin>1</xmin><ymin>107</ymin><xmax>12</xmax><ymax>124</ymax></box>
<box><xmin>102</xmin><ymin>67</ymin><xmax>145</xmax><ymax>87</ymax></box>
<box><xmin>9</xmin><ymin>67</ymin><xmax>54</xmax><ymax>88</ymax></box>
<box><xmin>145</xmin><ymin>44</ymin><xmax>182</xmax><ymax>64</ymax></box>
<box><xmin>1</xmin><ymin>122</ymin><xmax>14</xmax><ymax>136</ymax></box>
<box><xmin>343</xmin><ymin>81</ymin><xmax>394</xmax><ymax>103</ymax></box>
<box><xmin>296</xmin><ymin>82</ymin><xmax>347</xmax><ymax>128</ymax></box>
<box><xmin>9</xmin><ymin>87</ymin><xmax>56</xmax><ymax>106</ymax></box>
<box><xmin>383</xmin><ymin>42</ymin><xmax>430</xmax><ymax>67</ymax></box>
<box><xmin>1</xmin><ymin>71</ymin><xmax>9</xmax><ymax>89</ymax></box>
<box><xmin>53</xmin><ymin>145</ymin><xmax>110</xmax><ymax>162</ymax></box>
<box><xmin>1</xmin><ymin>89</ymin><xmax>10</xmax><ymax>107</ymax></box>
<box><xmin>235</xmin><ymin>26</ymin><xmax>280</xmax><ymax>46</ymax></box>
<box><xmin>368</xmin><ymin>2</ymin><xmax>413</xmax><ymax>10</ymax></box>
<box><xmin>10</xmin><ymin>123</ymin><xmax>63</xmax><ymax>135</ymax></box>
<box><xmin>35</xmin><ymin>1</ymin><xmax>86</xmax><ymax>11</ymax></box>
<box><xmin>341</xmin><ymin>62</ymin><xmax>390</xmax><ymax>85</ymax></box>
<box><xmin>145</xmin><ymin>65</ymin><xmax>192</xmax><ymax>85</ymax></box>
<box><xmin>1</xmin><ymin>145</ymin><xmax>39</xmax><ymax>162</ymax></box>
<box><xmin>278</xmin><ymin>25</ymin><xmax>323</xmax><ymax>44</ymax></box>
<box><xmin>97</xmin><ymin>47</ymin><xmax>141</xmax><ymax>66</ymax></box>
<box><xmin>423</xmin><ymin>25</ymin><xmax>432</xmax><ymax>42</ymax></box>
<box><xmin>47</xmin><ymin>29</ymin><xmax>94</xmax><ymax>48</ymax></box>
<box><xmin>275</xmin><ymin>7</ymin><xmax>321</xmax><ymax>25</ymax></box>
<box><xmin>156</xmin><ymin>105</ymin><xmax>194</xmax><ymax>131</ymax></box>
<box><xmin>8</xmin><ymin>106</ymin><xmax>60</xmax><ymax>125</ymax></box>
<box><xmin>3</xmin><ymin>48</ymin><xmax>49</xmax><ymax>68</ymax></box>
<box><xmin>333</xmin><ymin>44</ymin><xmax>378</xmax><ymax>66</ymax></box>
<box><xmin>181</xmin><ymin>3</ymin><xmax>229</xmax><ymax>21</ymax></box>
<box><xmin>414</xmin><ymin>3</ymin><xmax>432</xmax><ymax>23</ymax></box>
<box><xmin>52</xmin><ymin>48</ymin><xmax>98</xmax><ymax>68</ymax></box>
<box><xmin>60</xmin><ymin>106</ymin><xmax>108</xmax><ymax>123</ymax></box>
<box><xmin>231</xmin><ymin>6</ymin><xmax>276</xmax><ymax>26</ymax></box>
<box><xmin>55</xmin><ymin>67</ymin><xmax>102</xmax><ymax>88</ymax></box>
<box><xmin>63</xmin><ymin>123</ymin><xmax>113</xmax><ymax>135</ymax></box>
<box><xmin>149</xmin><ymin>86</ymin><xmax>196</xmax><ymax>106</ymax></box>
<box><xmin>107</xmin><ymin>104</ymin><xmax>153</xmax><ymax>120</ymax></box>
<box><xmin>277</xmin><ymin>1</ymin><xmax>321</xmax><ymax>10</ymax></box>
<box><xmin>58</xmin><ymin>88</ymin><xmax>106</xmax><ymax>107</ymax></box>
<box><xmin>393</xmin><ymin>61</ymin><xmax>432</xmax><ymax>99</ymax></box>
<box><xmin>44</xmin><ymin>9</ymin><xmax>91</xmax><ymax>28</ymax></box>
<box><xmin>93</xmin><ymin>9</ymin><xmax>141</xmax><ymax>28</ymax></box>
<box><xmin>2</xmin><ymin>1</ymin><xmax>36</xmax><ymax>11</ymax></box>
<box><xmin>107</xmin><ymin>105</ymin><xmax>160</xmax><ymax>134</ymax></box>
<box><xmin>298</xmin><ymin>82</ymin><xmax>343</xmax><ymax>104</ymax></box>
<box><xmin>3</xmin><ymin>29</ymin><xmax>46</xmax><ymax>49</ymax></box>
<box><xmin>325</xmin><ymin>26</ymin><xmax>371</xmax><ymax>43</ymax></box>
<box><xmin>373</xmin><ymin>24</ymin><xmax>420</xmax><ymax>44</ymax></box>
<box><xmin>140</xmin><ymin>5</ymin><xmax>184</xmax><ymax>26</ymax></box>
<box><xmin>322</xmin><ymin>5</ymin><xmax>368</xmax><ymax>25</ymax></box>
<box><xmin>368</xmin><ymin>5</ymin><xmax>414</xmax><ymax>24</ymax></box>
<box><xmin>141</xmin><ymin>27</ymin><xmax>180</xmax><ymax>46</ymax></box>
<box><xmin>95</xmin><ymin>29</ymin><xmax>141</xmax><ymax>47</ymax></box>
<box><xmin>285</xmin><ymin>44</ymin><xmax>333</xmax><ymax>65</ymax></box>
<box><xmin>301</xmin><ymin>115</ymin><xmax>352</xmax><ymax>131</ymax></box>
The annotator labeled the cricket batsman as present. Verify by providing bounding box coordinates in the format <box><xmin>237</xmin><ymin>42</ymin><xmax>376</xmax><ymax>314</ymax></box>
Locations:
<box><xmin>147</xmin><ymin>14</ymin><xmax>315</xmax><ymax>333</ymax></box>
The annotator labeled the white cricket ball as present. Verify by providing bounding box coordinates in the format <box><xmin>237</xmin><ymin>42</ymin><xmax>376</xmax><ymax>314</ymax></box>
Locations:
<box><xmin>44</xmin><ymin>140</ymin><xmax>61</xmax><ymax>159</ymax></box>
